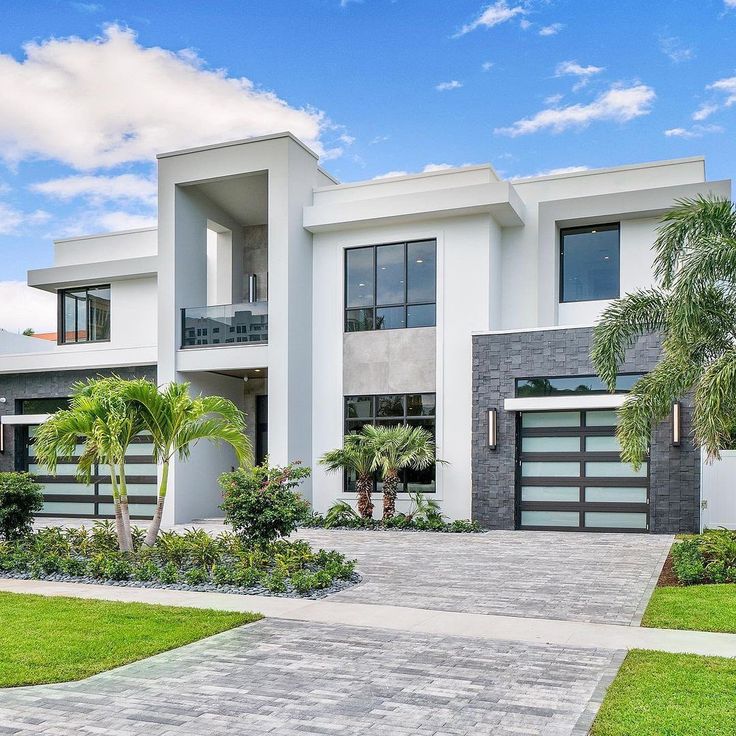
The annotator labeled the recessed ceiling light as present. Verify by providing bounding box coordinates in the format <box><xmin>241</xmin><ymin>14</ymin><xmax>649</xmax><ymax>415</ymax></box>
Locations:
<box><xmin>416</xmin><ymin>259</ymin><xmax>423</xmax><ymax>263</ymax></box>
<box><xmin>359</xmin><ymin>283</ymin><xmax>366</xmax><ymax>287</ymax></box>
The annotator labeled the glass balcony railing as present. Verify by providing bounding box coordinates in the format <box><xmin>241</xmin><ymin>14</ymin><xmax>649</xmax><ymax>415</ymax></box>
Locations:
<box><xmin>181</xmin><ymin>301</ymin><xmax>268</xmax><ymax>347</ymax></box>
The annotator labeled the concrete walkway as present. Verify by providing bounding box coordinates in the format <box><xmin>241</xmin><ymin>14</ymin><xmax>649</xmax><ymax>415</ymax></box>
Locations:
<box><xmin>2</xmin><ymin>577</ymin><xmax>735</xmax><ymax>658</ymax></box>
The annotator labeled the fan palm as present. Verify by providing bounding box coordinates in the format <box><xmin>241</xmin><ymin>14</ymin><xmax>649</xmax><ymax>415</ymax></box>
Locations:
<box><xmin>592</xmin><ymin>195</ymin><xmax>736</xmax><ymax>467</ymax></box>
<box><xmin>363</xmin><ymin>424</ymin><xmax>438</xmax><ymax>519</ymax></box>
<box><xmin>319</xmin><ymin>432</ymin><xmax>376</xmax><ymax>518</ymax></box>
<box><xmin>123</xmin><ymin>379</ymin><xmax>252</xmax><ymax>546</ymax></box>
<box><xmin>34</xmin><ymin>377</ymin><xmax>144</xmax><ymax>551</ymax></box>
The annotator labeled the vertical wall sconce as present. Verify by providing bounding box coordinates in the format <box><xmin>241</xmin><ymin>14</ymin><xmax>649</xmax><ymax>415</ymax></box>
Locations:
<box><xmin>672</xmin><ymin>401</ymin><xmax>681</xmax><ymax>447</ymax></box>
<box><xmin>488</xmin><ymin>408</ymin><xmax>497</xmax><ymax>450</ymax></box>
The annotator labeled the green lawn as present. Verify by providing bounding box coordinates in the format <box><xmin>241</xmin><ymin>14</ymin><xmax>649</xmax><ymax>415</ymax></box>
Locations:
<box><xmin>0</xmin><ymin>592</ymin><xmax>261</xmax><ymax>687</ymax></box>
<box><xmin>591</xmin><ymin>650</ymin><xmax>736</xmax><ymax>736</ymax></box>
<box><xmin>642</xmin><ymin>584</ymin><xmax>736</xmax><ymax>633</ymax></box>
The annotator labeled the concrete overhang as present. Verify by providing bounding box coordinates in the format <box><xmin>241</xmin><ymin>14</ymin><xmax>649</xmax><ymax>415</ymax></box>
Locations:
<box><xmin>176</xmin><ymin>344</ymin><xmax>268</xmax><ymax>374</ymax></box>
<box><xmin>304</xmin><ymin>182</ymin><xmax>526</xmax><ymax>232</ymax></box>
<box><xmin>28</xmin><ymin>255</ymin><xmax>159</xmax><ymax>293</ymax></box>
<box><xmin>504</xmin><ymin>395</ymin><xmax>627</xmax><ymax>412</ymax></box>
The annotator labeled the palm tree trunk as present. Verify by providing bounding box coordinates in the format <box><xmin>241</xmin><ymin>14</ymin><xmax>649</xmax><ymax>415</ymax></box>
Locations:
<box><xmin>356</xmin><ymin>474</ymin><xmax>374</xmax><ymax>518</ymax></box>
<box><xmin>143</xmin><ymin>459</ymin><xmax>169</xmax><ymax>547</ymax></box>
<box><xmin>117</xmin><ymin>464</ymin><xmax>133</xmax><ymax>552</ymax></box>
<box><xmin>108</xmin><ymin>465</ymin><xmax>130</xmax><ymax>552</ymax></box>
<box><xmin>382</xmin><ymin>472</ymin><xmax>400</xmax><ymax>519</ymax></box>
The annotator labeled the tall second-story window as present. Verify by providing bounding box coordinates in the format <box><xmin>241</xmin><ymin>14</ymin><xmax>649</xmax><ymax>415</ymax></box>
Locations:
<box><xmin>345</xmin><ymin>240</ymin><xmax>436</xmax><ymax>331</ymax></box>
<box><xmin>560</xmin><ymin>223</ymin><xmax>620</xmax><ymax>303</ymax></box>
<box><xmin>60</xmin><ymin>285</ymin><xmax>111</xmax><ymax>344</ymax></box>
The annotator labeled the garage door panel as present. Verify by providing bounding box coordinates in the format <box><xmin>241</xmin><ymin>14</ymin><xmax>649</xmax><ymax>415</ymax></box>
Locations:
<box><xmin>517</xmin><ymin>410</ymin><xmax>649</xmax><ymax>532</ymax></box>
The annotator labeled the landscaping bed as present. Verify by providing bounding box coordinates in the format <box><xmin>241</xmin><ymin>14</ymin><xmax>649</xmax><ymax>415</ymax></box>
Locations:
<box><xmin>0</xmin><ymin>591</ymin><xmax>260</xmax><ymax>687</ymax></box>
<box><xmin>0</xmin><ymin>523</ymin><xmax>360</xmax><ymax>599</ymax></box>
<box><xmin>590</xmin><ymin>649</ymin><xmax>736</xmax><ymax>736</ymax></box>
<box><xmin>641</xmin><ymin>529</ymin><xmax>736</xmax><ymax>633</ymax></box>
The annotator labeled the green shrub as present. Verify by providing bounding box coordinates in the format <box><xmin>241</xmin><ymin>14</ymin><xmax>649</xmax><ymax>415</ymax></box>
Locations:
<box><xmin>234</xmin><ymin>564</ymin><xmax>263</xmax><ymax>588</ymax></box>
<box><xmin>219</xmin><ymin>463</ymin><xmax>311</xmax><ymax>545</ymax></box>
<box><xmin>133</xmin><ymin>560</ymin><xmax>159</xmax><ymax>582</ymax></box>
<box><xmin>59</xmin><ymin>556</ymin><xmax>87</xmax><ymax>576</ymax></box>
<box><xmin>0</xmin><ymin>472</ymin><xmax>43</xmax><ymax>541</ymax></box>
<box><xmin>448</xmin><ymin>519</ymin><xmax>482</xmax><ymax>533</ymax></box>
<box><xmin>87</xmin><ymin>552</ymin><xmax>133</xmax><ymax>581</ymax></box>
<box><xmin>157</xmin><ymin>562</ymin><xmax>180</xmax><ymax>584</ymax></box>
<box><xmin>211</xmin><ymin>563</ymin><xmax>237</xmax><ymax>586</ymax></box>
<box><xmin>324</xmin><ymin>500</ymin><xmax>362</xmax><ymax>528</ymax></box>
<box><xmin>263</xmin><ymin>570</ymin><xmax>287</xmax><ymax>593</ymax></box>
<box><xmin>184</xmin><ymin>566</ymin><xmax>209</xmax><ymax>586</ymax></box>
<box><xmin>672</xmin><ymin>530</ymin><xmax>736</xmax><ymax>585</ymax></box>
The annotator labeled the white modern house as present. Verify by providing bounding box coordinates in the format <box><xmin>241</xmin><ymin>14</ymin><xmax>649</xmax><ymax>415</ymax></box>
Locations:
<box><xmin>0</xmin><ymin>132</ymin><xmax>731</xmax><ymax>532</ymax></box>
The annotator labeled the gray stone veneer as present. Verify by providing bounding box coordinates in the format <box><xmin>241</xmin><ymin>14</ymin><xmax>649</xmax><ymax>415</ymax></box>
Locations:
<box><xmin>472</xmin><ymin>327</ymin><xmax>700</xmax><ymax>534</ymax></box>
<box><xmin>0</xmin><ymin>365</ymin><xmax>156</xmax><ymax>473</ymax></box>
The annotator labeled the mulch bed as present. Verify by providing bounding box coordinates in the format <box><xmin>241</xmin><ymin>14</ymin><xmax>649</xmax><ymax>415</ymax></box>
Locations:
<box><xmin>656</xmin><ymin>548</ymin><xmax>681</xmax><ymax>587</ymax></box>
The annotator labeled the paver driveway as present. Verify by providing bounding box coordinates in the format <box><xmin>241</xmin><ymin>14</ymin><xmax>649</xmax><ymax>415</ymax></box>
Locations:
<box><xmin>294</xmin><ymin>529</ymin><xmax>672</xmax><ymax>625</ymax></box>
<box><xmin>0</xmin><ymin>619</ymin><xmax>623</xmax><ymax>736</ymax></box>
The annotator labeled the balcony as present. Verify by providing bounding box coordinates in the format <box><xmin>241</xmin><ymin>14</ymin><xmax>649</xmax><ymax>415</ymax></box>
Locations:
<box><xmin>181</xmin><ymin>301</ymin><xmax>268</xmax><ymax>348</ymax></box>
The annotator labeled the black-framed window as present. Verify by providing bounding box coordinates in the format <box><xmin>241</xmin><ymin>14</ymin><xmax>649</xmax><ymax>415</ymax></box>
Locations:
<box><xmin>344</xmin><ymin>393</ymin><xmax>436</xmax><ymax>493</ymax></box>
<box><xmin>59</xmin><ymin>285</ymin><xmax>111</xmax><ymax>344</ymax></box>
<box><xmin>345</xmin><ymin>240</ymin><xmax>436</xmax><ymax>332</ymax></box>
<box><xmin>515</xmin><ymin>373</ymin><xmax>645</xmax><ymax>398</ymax></box>
<box><xmin>560</xmin><ymin>224</ymin><xmax>620</xmax><ymax>303</ymax></box>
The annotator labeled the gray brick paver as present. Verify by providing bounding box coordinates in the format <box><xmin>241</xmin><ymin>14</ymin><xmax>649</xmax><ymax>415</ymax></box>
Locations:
<box><xmin>0</xmin><ymin>619</ymin><xmax>622</xmax><ymax>736</ymax></box>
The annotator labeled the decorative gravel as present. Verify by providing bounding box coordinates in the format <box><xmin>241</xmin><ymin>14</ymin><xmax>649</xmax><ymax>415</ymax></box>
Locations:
<box><xmin>0</xmin><ymin>570</ymin><xmax>362</xmax><ymax>600</ymax></box>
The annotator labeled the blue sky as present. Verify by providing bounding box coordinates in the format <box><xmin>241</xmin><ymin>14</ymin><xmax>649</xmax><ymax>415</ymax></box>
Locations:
<box><xmin>1</xmin><ymin>0</ymin><xmax>735</xmax><ymax>330</ymax></box>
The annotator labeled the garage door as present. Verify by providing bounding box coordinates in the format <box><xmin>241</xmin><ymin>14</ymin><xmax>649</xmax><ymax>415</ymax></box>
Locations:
<box><xmin>517</xmin><ymin>409</ymin><xmax>649</xmax><ymax>532</ymax></box>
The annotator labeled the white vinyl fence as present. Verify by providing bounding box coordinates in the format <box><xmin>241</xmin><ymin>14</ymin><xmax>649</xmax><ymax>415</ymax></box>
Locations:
<box><xmin>700</xmin><ymin>450</ymin><xmax>736</xmax><ymax>531</ymax></box>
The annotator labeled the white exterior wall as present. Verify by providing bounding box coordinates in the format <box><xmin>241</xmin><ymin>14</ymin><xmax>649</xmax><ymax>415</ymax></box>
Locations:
<box><xmin>53</xmin><ymin>228</ymin><xmax>157</xmax><ymax>266</ymax></box>
<box><xmin>311</xmin><ymin>213</ymin><xmax>498</xmax><ymax>520</ymax></box>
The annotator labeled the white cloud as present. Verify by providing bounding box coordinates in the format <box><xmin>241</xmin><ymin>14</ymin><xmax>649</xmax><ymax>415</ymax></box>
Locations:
<box><xmin>555</xmin><ymin>60</ymin><xmax>604</xmax><ymax>78</ymax></box>
<box><xmin>658</xmin><ymin>35</ymin><xmax>695</xmax><ymax>63</ymax></box>
<box><xmin>724</xmin><ymin>1</ymin><xmax>736</xmax><ymax>8</ymax></box>
<box><xmin>0</xmin><ymin>25</ymin><xmax>328</xmax><ymax>170</ymax></box>
<box><xmin>373</xmin><ymin>163</ymin><xmax>457</xmax><ymax>180</ymax></box>
<box><xmin>664</xmin><ymin>124</ymin><xmax>723</xmax><ymax>139</ymax></box>
<box><xmin>544</xmin><ymin>93</ymin><xmax>563</xmax><ymax>105</ymax></box>
<box><xmin>495</xmin><ymin>83</ymin><xmax>656</xmax><ymax>136</ymax></box>
<box><xmin>0</xmin><ymin>202</ymin><xmax>50</xmax><ymax>234</ymax></box>
<box><xmin>31</xmin><ymin>174</ymin><xmax>157</xmax><ymax>206</ymax></box>
<box><xmin>519</xmin><ymin>19</ymin><xmax>532</xmax><ymax>30</ymax></box>
<box><xmin>455</xmin><ymin>1</ymin><xmax>526</xmax><ymax>37</ymax></box>
<box><xmin>436</xmin><ymin>80</ymin><xmax>463</xmax><ymax>91</ymax></box>
<box><xmin>94</xmin><ymin>211</ymin><xmax>158</xmax><ymax>231</ymax></box>
<box><xmin>539</xmin><ymin>23</ymin><xmax>563</xmax><ymax>36</ymax></box>
<box><xmin>708</xmin><ymin>75</ymin><xmax>736</xmax><ymax>106</ymax></box>
<box><xmin>482</xmin><ymin>61</ymin><xmax>494</xmax><ymax>72</ymax></box>
<box><xmin>692</xmin><ymin>103</ymin><xmax>718</xmax><ymax>121</ymax></box>
<box><xmin>0</xmin><ymin>281</ymin><xmax>57</xmax><ymax>332</ymax></box>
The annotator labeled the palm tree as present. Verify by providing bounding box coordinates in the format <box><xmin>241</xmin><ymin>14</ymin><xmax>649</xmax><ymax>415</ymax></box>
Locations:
<box><xmin>319</xmin><ymin>432</ymin><xmax>376</xmax><ymax>518</ymax></box>
<box><xmin>123</xmin><ymin>379</ymin><xmax>252</xmax><ymax>546</ymax></box>
<box><xmin>592</xmin><ymin>196</ymin><xmax>736</xmax><ymax>467</ymax></box>
<box><xmin>363</xmin><ymin>424</ymin><xmax>438</xmax><ymax>519</ymax></box>
<box><xmin>34</xmin><ymin>377</ymin><xmax>143</xmax><ymax>551</ymax></box>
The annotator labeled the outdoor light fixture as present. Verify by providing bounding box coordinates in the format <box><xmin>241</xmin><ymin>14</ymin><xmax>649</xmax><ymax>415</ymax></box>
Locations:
<box><xmin>672</xmin><ymin>401</ymin><xmax>682</xmax><ymax>447</ymax></box>
<box><xmin>488</xmin><ymin>408</ymin><xmax>497</xmax><ymax>450</ymax></box>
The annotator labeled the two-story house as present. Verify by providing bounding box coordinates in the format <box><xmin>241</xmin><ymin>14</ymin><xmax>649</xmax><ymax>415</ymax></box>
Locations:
<box><xmin>0</xmin><ymin>132</ymin><xmax>730</xmax><ymax>532</ymax></box>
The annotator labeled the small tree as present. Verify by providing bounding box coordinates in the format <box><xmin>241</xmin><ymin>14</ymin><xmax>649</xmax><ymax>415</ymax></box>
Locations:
<box><xmin>219</xmin><ymin>462</ymin><xmax>311</xmax><ymax>545</ymax></box>
<box><xmin>124</xmin><ymin>379</ymin><xmax>252</xmax><ymax>546</ymax></box>
<box><xmin>35</xmin><ymin>377</ymin><xmax>143</xmax><ymax>551</ymax></box>
<box><xmin>0</xmin><ymin>472</ymin><xmax>43</xmax><ymax>540</ymax></box>
<box><xmin>363</xmin><ymin>424</ymin><xmax>438</xmax><ymax>519</ymax></box>
<box><xmin>319</xmin><ymin>433</ymin><xmax>376</xmax><ymax>518</ymax></box>
<box><xmin>22</xmin><ymin>328</ymin><xmax>34</xmax><ymax>336</ymax></box>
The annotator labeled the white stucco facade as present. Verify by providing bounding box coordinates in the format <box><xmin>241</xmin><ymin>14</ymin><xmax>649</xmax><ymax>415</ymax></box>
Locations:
<box><xmin>1</xmin><ymin>132</ymin><xmax>731</xmax><ymax>526</ymax></box>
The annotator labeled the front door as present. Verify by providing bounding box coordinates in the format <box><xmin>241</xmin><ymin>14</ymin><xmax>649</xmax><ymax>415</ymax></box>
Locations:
<box><xmin>516</xmin><ymin>409</ymin><xmax>649</xmax><ymax>532</ymax></box>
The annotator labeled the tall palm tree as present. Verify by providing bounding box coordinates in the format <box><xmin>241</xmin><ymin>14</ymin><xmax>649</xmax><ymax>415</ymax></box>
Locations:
<box><xmin>123</xmin><ymin>379</ymin><xmax>252</xmax><ymax>546</ymax></box>
<box><xmin>319</xmin><ymin>432</ymin><xmax>376</xmax><ymax>518</ymax></box>
<box><xmin>34</xmin><ymin>377</ymin><xmax>143</xmax><ymax>551</ymax></box>
<box><xmin>592</xmin><ymin>196</ymin><xmax>736</xmax><ymax>466</ymax></box>
<box><xmin>364</xmin><ymin>424</ymin><xmax>438</xmax><ymax>519</ymax></box>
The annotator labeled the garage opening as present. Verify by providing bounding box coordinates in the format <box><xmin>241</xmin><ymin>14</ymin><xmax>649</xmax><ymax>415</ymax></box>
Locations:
<box><xmin>516</xmin><ymin>409</ymin><xmax>649</xmax><ymax>532</ymax></box>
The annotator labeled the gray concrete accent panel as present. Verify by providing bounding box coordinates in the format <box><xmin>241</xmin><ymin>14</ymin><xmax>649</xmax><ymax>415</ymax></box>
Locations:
<box><xmin>343</xmin><ymin>326</ymin><xmax>436</xmax><ymax>395</ymax></box>
<box><xmin>471</xmin><ymin>326</ymin><xmax>700</xmax><ymax>533</ymax></box>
